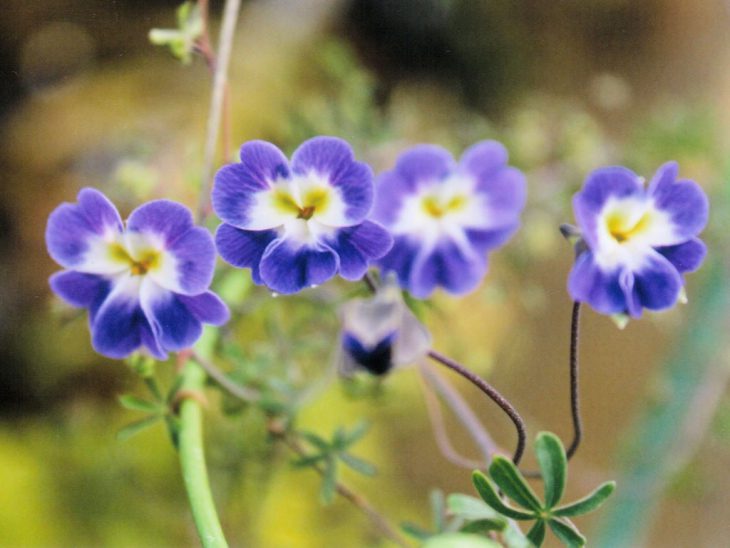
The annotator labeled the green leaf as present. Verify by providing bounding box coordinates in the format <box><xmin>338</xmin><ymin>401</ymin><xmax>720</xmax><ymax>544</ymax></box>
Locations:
<box><xmin>332</xmin><ymin>426</ymin><xmax>347</xmax><ymax>450</ymax></box>
<box><xmin>503</xmin><ymin>523</ymin><xmax>532</xmax><ymax>548</ymax></box>
<box><xmin>553</xmin><ymin>481</ymin><xmax>616</xmax><ymax>517</ymax></box>
<box><xmin>164</xmin><ymin>414</ymin><xmax>180</xmax><ymax>448</ymax></box>
<box><xmin>166</xmin><ymin>375</ymin><xmax>185</xmax><ymax>404</ymax></box>
<box><xmin>116</xmin><ymin>415</ymin><xmax>161</xmax><ymax>441</ymax></box>
<box><xmin>291</xmin><ymin>454</ymin><xmax>327</xmax><ymax>468</ymax></box>
<box><xmin>338</xmin><ymin>452</ymin><xmax>376</xmax><ymax>476</ymax></box>
<box><xmin>400</xmin><ymin>521</ymin><xmax>433</xmax><ymax>541</ymax></box>
<box><xmin>447</xmin><ymin>494</ymin><xmax>502</xmax><ymax>521</ymax></box>
<box><xmin>548</xmin><ymin>518</ymin><xmax>585</xmax><ymax>547</ymax></box>
<box><xmin>431</xmin><ymin>489</ymin><xmax>446</xmax><ymax>532</ymax></box>
<box><xmin>460</xmin><ymin>519</ymin><xmax>506</xmax><ymax>534</ymax></box>
<box><xmin>535</xmin><ymin>432</ymin><xmax>567</xmax><ymax>508</ymax></box>
<box><xmin>472</xmin><ymin>471</ymin><xmax>535</xmax><ymax>521</ymax></box>
<box><xmin>526</xmin><ymin>520</ymin><xmax>546</xmax><ymax>547</ymax></box>
<box><xmin>118</xmin><ymin>394</ymin><xmax>161</xmax><ymax>413</ymax></box>
<box><xmin>489</xmin><ymin>456</ymin><xmax>543</xmax><ymax>512</ymax></box>
<box><xmin>148</xmin><ymin>28</ymin><xmax>182</xmax><ymax>45</ymax></box>
<box><xmin>343</xmin><ymin>420</ymin><xmax>370</xmax><ymax>446</ymax></box>
<box><xmin>176</xmin><ymin>1</ymin><xmax>193</xmax><ymax>26</ymax></box>
<box><xmin>300</xmin><ymin>431</ymin><xmax>331</xmax><ymax>451</ymax></box>
<box><xmin>319</xmin><ymin>457</ymin><xmax>337</xmax><ymax>505</ymax></box>
<box><xmin>148</xmin><ymin>1</ymin><xmax>202</xmax><ymax>65</ymax></box>
<box><xmin>423</xmin><ymin>532</ymin><xmax>501</xmax><ymax>548</ymax></box>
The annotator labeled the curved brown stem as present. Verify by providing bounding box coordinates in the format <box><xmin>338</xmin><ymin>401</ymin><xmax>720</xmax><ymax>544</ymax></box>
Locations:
<box><xmin>427</xmin><ymin>349</ymin><xmax>526</xmax><ymax>466</ymax></box>
<box><xmin>566</xmin><ymin>301</ymin><xmax>582</xmax><ymax>459</ymax></box>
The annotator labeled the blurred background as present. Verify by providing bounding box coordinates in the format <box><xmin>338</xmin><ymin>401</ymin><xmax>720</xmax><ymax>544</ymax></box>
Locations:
<box><xmin>1</xmin><ymin>0</ymin><xmax>729</xmax><ymax>546</ymax></box>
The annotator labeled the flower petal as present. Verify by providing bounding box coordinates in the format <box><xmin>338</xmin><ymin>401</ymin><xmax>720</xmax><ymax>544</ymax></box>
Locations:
<box><xmin>212</xmin><ymin>141</ymin><xmax>292</xmax><ymax>229</ymax></box>
<box><xmin>649</xmin><ymin>162</ymin><xmax>708</xmax><ymax>242</ymax></box>
<box><xmin>342</xmin><ymin>332</ymin><xmax>396</xmax><ymax>376</ymax></box>
<box><xmin>459</xmin><ymin>140</ymin><xmax>509</xmax><ymax>183</ymax></box>
<box><xmin>126</xmin><ymin>200</ymin><xmax>194</xmax><ymax>246</ymax></box>
<box><xmin>473</xmin><ymin>166</ymin><xmax>527</xmax><ymax>227</ymax></box>
<box><xmin>323</xmin><ymin>221</ymin><xmax>393</xmax><ymax>280</ymax></box>
<box><xmin>91</xmin><ymin>276</ymin><xmax>149</xmax><ymax>359</ymax></box>
<box><xmin>151</xmin><ymin>227</ymin><xmax>216</xmax><ymax>295</ymax></box>
<box><xmin>177</xmin><ymin>291</ymin><xmax>230</xmax><ymax>326</ymax></box>
<box><xmin>215</xmin><ymin>224</ymin><xmax>278</xmax><ymax>284</ymax></box>
<box><xmin>46</xmin><ymin>188</ymin><xmax>125</xmax><ymax>273</ymax></box>
<box><xmin>291</xmin><ymin>136</ymin><xmax>374</xmax><ymax>224</ymax></box>
<box><xmin>259</xmin><ymin>238</ymin><xmax>338</xmax><ymax>294</ymax></box>
<box><xmin>139</xmin><ymin>321</ymin><xmax>167</xmax><ymax>360</ymax></box>
<box><xmin>465</xmin><ymin>224</ymin><xmax>519</xmax><ymax>254</ymax></box>
<box><xmin>392</xmin><ymin>144</ymin><xmax>455</xmax><ymax>186</ymax></box>
<box><xmin>376</xmin><ymin>235</ymin><xmax>420</xmax><ymax>291</ymax></box>
<box><xmin>573</xmin><ymin>167</ymin><xmax>644</xmax><ymax>248</ymax></box>
<box><xmin>409</xmin><ymin>238</ymin><xmax>486</xmax><ymax>298</ymax></box>
<box><xmin>656</xmin><ymin>237</ymin><xmax>706</xmax><ymax>273</ymax></box>
<box><xmin>622</xmin><ymin>251</ymin><xmax>682</xmax><ymax>315</ymax></box>
<box><xmin>140</xmin><ymin>279</ymin><xmax>202</xmax><ymax>351</ymax></box>
<box><xmin>371</xmin><ymin>170</ymin><xmax>414</xmax><ymax>227</ymax></box>
<box><xmin>567</xmin><ymin>251</ymin><xmax>627</xmax><ymax>315</ymax></box>
<box><xmin>49</xmin><ymin>271</ymin><xmax>111</xmax><ymax>320</ymax></box>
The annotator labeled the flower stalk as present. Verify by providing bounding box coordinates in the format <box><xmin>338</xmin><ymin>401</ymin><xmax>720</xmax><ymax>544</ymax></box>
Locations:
<box><xmin>427</xmin><ymin>349</ymin><xmax>527</xmax><ymax>465</ymax></box>
<box><xmin>566</xmin><ymin>301</ymin><xmax>582</xmax><ymax>459</ymax></box>
<box><xmin>177</xmin><ymin>360</ymin><xmax>228</xmax><ymax>548</ymax></box>
<box><xmin>198</xmin><ymin>0</ymin><xmax>242</xmax><ymax>221</ymax></box>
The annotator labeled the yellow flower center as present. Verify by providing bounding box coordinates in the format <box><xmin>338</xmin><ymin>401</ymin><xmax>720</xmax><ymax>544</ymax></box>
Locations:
<box><xmin>109</xmin><ymin>242</ymin><xmax>161</xmax><ymax>276</ymax></box>
<box><xmin>421</xmin><ymin>194</ymin><xmax>467</xmax><ymax>218</ymax></box>
<box><xmin>606</xmin><ymin>210</ymin><xmax>652</xmax><ymax>243</ymax></box>
<box><xmin>273</xmin><ymin>187</ymin><xmax>330</xmax><ymax>220</ymax></box>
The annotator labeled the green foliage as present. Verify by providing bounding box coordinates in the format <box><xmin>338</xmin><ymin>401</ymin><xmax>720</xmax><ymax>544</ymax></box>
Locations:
<box><xmin>285</xmin><ymin>40</ymin><xmax>387</xmax><ymax>146</ymax></box>
<box><xmin>422</xmin><ymin>532</ymin><xmax>501</xmax><ymax>548</ymax></box>
<box><xmin>292</xmin><ymin>422</ymin><xmax>376</xmax><ymax>505</ymax></box>
<box><xmin>401</xmin><ymin>489</ymin><xmax>529</xmax><ymax>547</ymax></box>
<box><xmin>149</xmin><ymin>2</ymin><xmax>203</xmax><ymax>65</ymax></box>
<box><xmin>116</xmin><ymin>372</ymin><xmax>182</xmax><ymax>445</ymax></box>
<box><xmin>469</xmin><ymin>432</ymin><xmax>615</xmax><ymax>547</ymax></box>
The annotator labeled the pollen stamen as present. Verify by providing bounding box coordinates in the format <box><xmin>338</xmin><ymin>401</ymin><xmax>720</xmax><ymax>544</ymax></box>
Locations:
<box><xmin>297</xmin><ymin>206</ymin><xmax>315</xmax><ymax>220</ymax></box>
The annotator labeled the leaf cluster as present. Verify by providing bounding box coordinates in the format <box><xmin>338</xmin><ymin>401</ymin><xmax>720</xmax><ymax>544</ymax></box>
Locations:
<box><xmin>401</xmin><ymin>490</ymin><xmax>529</xmax><ymax>548</ymax></box>
<box><xmin>116</xmin><ymin>378</ymin><xmax>183</xmax><ymax>445</ymax></box>
<box><xmin>472</xmin><ymin>432</ymin><xmax>615</xmax><ymax>547</ymax></box>
<box><xmin>293</xmin><ymin>421</ymin><xmax>376</xmax><ymax>504</ymax></box>
<box><xmin>148</xmin><ymin>2</ymin><xmax>203</xmax><ymax>65</ymax></box>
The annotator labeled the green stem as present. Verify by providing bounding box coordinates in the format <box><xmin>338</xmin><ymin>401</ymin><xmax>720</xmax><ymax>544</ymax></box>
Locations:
<box><xmin>178</xmin><ymin>360</ymin><xmax>229</xmax><ymax>548</ymax></box>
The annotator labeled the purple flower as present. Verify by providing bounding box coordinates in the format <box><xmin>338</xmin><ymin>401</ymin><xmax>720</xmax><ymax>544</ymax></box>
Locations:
<box><xmin>212</xmin><ymin>137</ymin><xmax>393</xmax><ymax>294</ymax></box>
<box><xmin>372</xmin><ymin>141</ymin><xmax>526</xmax><ymax>298</ymax></box>
<box><xmin>339</xmin><ymin>276</ymin><xmax>431</xmax><ymax>376</ymax></box>
<box><xmin>568</xmin><ymin>162</ymin><xmax>708</xmax><ymax>318</ymax></box>
<box><xmin>46</xmin><ymin>188</ymin><xmax>229</xmax><ymax>359</ymax></box>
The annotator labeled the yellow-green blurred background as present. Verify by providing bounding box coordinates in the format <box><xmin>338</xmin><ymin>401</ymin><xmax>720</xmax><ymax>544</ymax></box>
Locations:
<box><xmin>1</xmin><ymin>0</ymin><xmax>729</xmax><ymax>546</ymax></box>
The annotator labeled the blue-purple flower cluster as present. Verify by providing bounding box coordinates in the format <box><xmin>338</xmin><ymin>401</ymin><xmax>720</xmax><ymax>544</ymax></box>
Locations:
<box><xmin>46</xmin><ymin>136</ymin><xmax>709</xmax><ymax>359</ymax></box>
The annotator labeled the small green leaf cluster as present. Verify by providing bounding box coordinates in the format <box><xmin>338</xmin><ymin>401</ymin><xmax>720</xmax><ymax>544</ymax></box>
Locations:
<box><xmin>472</xmin><ymin>432</ymin><xmax>615</xmax><ymax>547</ymax></box>
<box><xmin>217</xmin><ymin>343</ymin><xmax>295</xmax><ymax>416</ymax></box>
<box><xmin>293</xmin><ymin>421</ymin><xmax>376</xmax><ymax>504</ymax></box>
<box><xmin>148</xmin><ymin>2</ymin><xmax>203</xmax><ymax>65</ymax></box>
<box><xmin>117</xmin><ymin>358</ymin><xmax>184</xmax><ymax>444</ymax></box>
<box><xmin>401</xmin><ymin>490</ymin><xmax>528</xmax><ymax>548</ymax></box>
